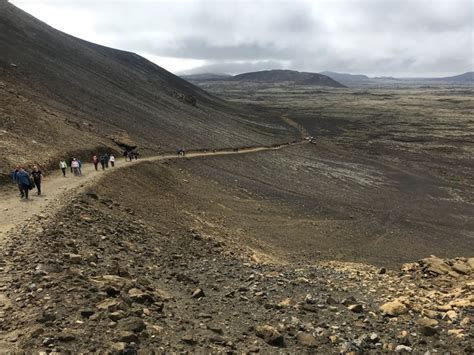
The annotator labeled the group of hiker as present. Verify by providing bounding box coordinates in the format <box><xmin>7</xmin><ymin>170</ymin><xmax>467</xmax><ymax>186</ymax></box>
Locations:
<box><xmin>11</xmin><ymin>165</ymin><xmax>43</xmax><ymax>200</ymax></box>
<box><xmin>11</xmin><ymin>151</ymin><xmax>137</xmax><ymax>200</ymax></box>
<box><xmin>92</xmin><ymin>154</ymin><xmax>116</xmax><ymax>171</ymax></box>
<box><xmin>124</xmin><ymin>150</ymin><xmax>139</xmax><ymax>161</ymax></box>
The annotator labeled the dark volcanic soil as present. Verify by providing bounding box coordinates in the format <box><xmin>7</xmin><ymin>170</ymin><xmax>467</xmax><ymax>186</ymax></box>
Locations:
<box><xmin>165</xmin><ymin>145</ymin><xmax>474</xmax><ymax>268</ymax></box>
<box><xmin>1</xmin><ymin>161</ymin><xmax>472</xmax><ymax>353</ymax></box>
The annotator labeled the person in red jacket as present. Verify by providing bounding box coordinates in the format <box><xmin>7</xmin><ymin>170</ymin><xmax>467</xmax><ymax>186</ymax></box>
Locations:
<box><xmin>92</xmin><ymin>155</ymin><xmax>98</xmax><ymax>171</ymax></box>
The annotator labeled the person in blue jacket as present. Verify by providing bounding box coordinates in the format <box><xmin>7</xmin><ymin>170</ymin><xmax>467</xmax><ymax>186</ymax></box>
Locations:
<box><xmin>12</xmin><ymin>165</ymin><xmax>31</xmax><ymax>200</ymax></box>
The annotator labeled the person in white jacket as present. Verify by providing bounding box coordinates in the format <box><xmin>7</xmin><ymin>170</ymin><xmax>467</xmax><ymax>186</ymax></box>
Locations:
<box><xmin>59</xmin><ymin>160</ymin><xmax>67</xmax><ymax>177</ymax></box>
<box><xmin>109</xmin><ymin>154</ymin><xmax>115</xmax><ymax>167</ymax></box>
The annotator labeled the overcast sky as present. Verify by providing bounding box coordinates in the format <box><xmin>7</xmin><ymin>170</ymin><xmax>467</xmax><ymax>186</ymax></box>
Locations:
<box><xmin>10</xmin><ymin>0</ymin><xmax>474</xmax><ymax>77</ymax></box>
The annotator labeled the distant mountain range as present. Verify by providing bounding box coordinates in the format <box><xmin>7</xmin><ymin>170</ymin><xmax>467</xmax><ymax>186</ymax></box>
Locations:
<box><xmin>320</xmin><ymin>71</ymin><xmax>370</xmax><ymax>83</ymax></box>
<box><xmin>183</xmin><ymin>70</ymin><xmax>345</xmax><ymax>88</ymax></box>
<box><xmin>429</xmin><ymin>72</ymin><xmax>474</xmax><ymax>83</ymax></box>
<box><xmin>182</xmin><ymin>70</ymin><xmax>473</xmax><ymax>87</ymax></box>
<box><xmin>231</xmin><ymin>70</ymin><xmax>345</xmax><ymax>87</ymax></box>
<box><xmin>180</xmin><ymin>73</ymin><xmax>232</xmax><ymax>81</ymax></box>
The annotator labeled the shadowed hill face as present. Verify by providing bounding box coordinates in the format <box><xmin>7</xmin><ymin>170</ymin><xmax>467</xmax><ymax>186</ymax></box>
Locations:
<box><xmin>0</xmin><ymin>1</ymin><xmax>295</xmax><ymax>178</ymax></box>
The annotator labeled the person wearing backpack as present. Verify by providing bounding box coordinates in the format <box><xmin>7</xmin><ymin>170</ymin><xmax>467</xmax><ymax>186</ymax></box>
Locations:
<box><xmin>71</xmin><ymin>159</ymin><xmax>80</xmax><ymax>176</ymax></box>
<box><xmin>12</xmin><ymin>166</ymin><xmax>31</xmax><ymax>200</ymax></box>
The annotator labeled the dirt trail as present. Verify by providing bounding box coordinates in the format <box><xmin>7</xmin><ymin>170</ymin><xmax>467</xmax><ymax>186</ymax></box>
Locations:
<box><xmin>0</xmin><ymin>117</ymin><xmax>305</xmax><ymax>351</ymax></box>
<box><xmin>0</xmin><ymin>142</ymin><xmax>301</xmax><ymax>242</ymax></box>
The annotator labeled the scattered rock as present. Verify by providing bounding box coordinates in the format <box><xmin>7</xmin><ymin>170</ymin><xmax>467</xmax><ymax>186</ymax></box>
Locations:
<box><xmin>119</xmin><ymin>317</ymin><xmax>146</xmax><ymax>333</ymax></box>
<box><xmin>119</xmin><ymin>331</ymin><xmax>138</xmax><ymax>343</ymax></box>
<box><xmin>347</xmin><ymin>304</ymin><xmax>364</xmax><ymax>313</ymax></box>
<box><xmin>380</xmin><ymin>299</ymin><xmax>408</xmax><ymax>316</ymax></box>
<box><xmin>416</xmin><ymin>317</ymin><xmax>439</xmax><ymax>336</ymax></box>
<box><xmin>420</xmin><ymin>256</ymin><xmax>452</xmax><ymax>275</ymax></box>
<box><xmin>296</xmin><ymin>332</ymin><xmax>317</xmax><ymax>347</ymax></box>
<box><xmin>395</xmin><ymin>345</ymin><xmax>413</xmax><ymax>352</ymax></box>
<box><xmin>68</xmin><ymin>254</ymin><xmax>83</xmax><ymax>264</ymax></box>
<box><xmin>191</xmin><ymin>288</ymin><xmax>205</xmax><ymax>299</ymax></box>
<box><xmin>452</xmin><ymin>262</ymin><xmax>470</xmax><ymax>275</ymax></box>
<box><xmin>79</xmin><ymin>309</ymin><xmax>95</xmax><ymax>318</ymax></box>
<box><xmin>255</xmin><ymin>325</ymin><xmax>284</xmax><ymax>347</ymax></box>
<box><xmin>128</xmin><ymin>288</ymin><xmax>155</xmax><ymax>304</ymax></box>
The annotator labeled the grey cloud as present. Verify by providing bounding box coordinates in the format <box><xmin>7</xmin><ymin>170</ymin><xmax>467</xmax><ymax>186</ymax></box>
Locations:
<box><xmin>11</xmin><ymin>0</ymin><xmax>474</xmax><ymax>76</ymax></box>
<box><xmin>181</xmin><ymin>60</ymin><xmax>287</xmax><ymax>75</ymax></box>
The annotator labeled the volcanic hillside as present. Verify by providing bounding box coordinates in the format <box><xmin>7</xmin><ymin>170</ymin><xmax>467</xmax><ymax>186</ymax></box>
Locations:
<box><xmin>0</xmin><ymin>1</ymin><xmax>295</xmax><ymax>180</ymax></box>
<box><xmin>232</xmin><ymin>70</ymin><xmax>345</xmax><ymax>87</ymax></box>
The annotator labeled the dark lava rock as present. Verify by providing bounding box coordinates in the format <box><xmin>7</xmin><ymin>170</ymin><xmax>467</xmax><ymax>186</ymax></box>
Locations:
<box><xmin>80</xmin><ymin>308</ymin><xmax>95</xmax><ymax>318</ymax></box>
<box><xmin>119</xmin><ymin>317</ymin><xmax>146</xmax><ymax>333</ymax></box>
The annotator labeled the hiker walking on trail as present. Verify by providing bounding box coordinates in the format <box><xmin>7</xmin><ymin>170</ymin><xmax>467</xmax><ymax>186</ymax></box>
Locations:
<box><xmin>99</xmin><ymin>155</ymin><xmax>107</xmax><ymax>170</ymax></box>
<box><xmin>92</xmin><ymin>155</ymin><xmax>98</xmax><ymax>171</ymax></box>
<box><xmin>31</xmin><ymin>165</ymin><xmax>42</xmax><ymax>195</ymax></box>
<box><xmin>109</xmin><ymin>154</ymin><xmax>115</xmax><ymax>167</ymax></box>
<box><xmin>69</xmin><ymin>157</ymin><xmax>73</xmax><ymax>173</ymax></box>
<box><xmin>71</xmin><ymin>158</ymin><xmax>80</xmax><ymax>176</ymax></box>
<box><xmin>128</xmin><ymin>151</ymin><xmax>134</xmax><ymax>162</ymax></box>
<box><xmin>59</xmin><ymin>160</ymin><xmax>67</xmax><ymax>177</ymax></box>
<box><xmin>78</xmin><ymin>159</ymin><xmax>83</xmax><ymax>175</ymax></box>
<box><xmin>123</xmin><ymin>150</ymin><xmax>128</xmax><ymax>161</ymax></box>
<box><xmin>105</xmin><ymin>153</ymin><xmax>109</xmax><ymax>168</ymax></box>
<box><xmin>12</xmin><ymin>166</ymin><xmax>31</xmax><ymax>200</ymax></box>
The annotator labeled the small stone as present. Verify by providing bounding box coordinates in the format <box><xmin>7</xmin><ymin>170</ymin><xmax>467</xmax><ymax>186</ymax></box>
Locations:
<box><xmin>416</xmin><ymin>317</ymin><xmax>439</xmax><ymax>336</ymax></box>
<box><xmin>452</xmin><ymin>262</ymin><xmax>470</xmax><ymax>275</ymax></box>
<box><xmin>380</xmin><ymin>299</ymin><xmax>407</xmax><ymax>316</ymax></box>
<box><xmin>341</xmin><ymin>296</ymin><xmax>357</xmax><ymax>306</ymax></box>
<box><xmin>119</xmin><ymin>317</ymin><xmax>145</xmax><ymax>333</ymax></box>
<box><xmin>347</xmin><ymin>304</ymin><xmax>364</xmax><ymax>313</ymax></box>
<box><xmin>445</xmin><ymin>310</ymin><xmax>457</xmax><ymax>321</ymax></box>
<box><xmin>369</xmin><ymin>333</ymin><xmax>379</xmax><ymax>342</ymax></box>
<box><xmin>57</xmin><ymin>333</ymin><xmax>75</xmax><ymax>342</ymax></box>
<box><xmin>276</xmin><ymin>298</ymin><xmax>291</xmax><ymax>308</ymax></box>
<box><xmin>395</xmin><ymin>345</ymin><xmax>412</xmax><ymax>352</ymax></box>
<box><xmin>207</xmin><ymin>323</ymin><xmax>224</xmax><ymax>334</ymax></box>
<box><xmin>422</xmin><ymin>309</ymin><xmax>441</xmax><ymax>319</ymax></box>
<box><xmin>302</xmin><ymin>304</ymin><xmax>318</xmax><ymax>313</ymax></box>
<box><xmin>296</xmin><ymin>332</ymin><xmax>317</xmax><ymax>347</ymax></box>
<box><xmin>42</xmin><ymin>337</ymin><xmax>54</xmax><ymax>346</ymax></box>
<box><xmin>109</xmin><ymin>311</ymin><xmax>126</xmax><ymax>321</ymax></box>
<box><xmin>80</xmin><ymin>309</ymin><xmax>95</xmax><ymax>318</ymax></box>
<box><xmin>181</xmin><ymin>334</ymin><xmax>196</xmax><ymax>345</ymax></box>
<box><xmin>119</xmin><ymin>331</ymin><xmax>138</xmax><ymax>342</ymax></box>
<box><xmin>460</xmin><ymin>316</ymin><xmax>470</xmax><ymax>327</ymax></box>
<box><xmin>96</xmin><ymin>299</ymin><xmax>120</xmax><ymax>311</ymax></box>
<box><xmin>112</xmin><ymin>342</ymin><xmax>127</xmax><ymax>351</ymax></box>
<box><xmin>128</xmin><ymin>288</ymin><xmax>154</xmax><ymax>304</ymax></box>
<box><xmin>448</xmin><ymin>329</ymin><xmax>465</xmax><ymax>338</ymax></box>
<box><xmin>467</xmin><ymin>258</ymin><xmax>474</xmax><ymax>269</ymax></box>
<box><xmin>68</xmin><ymin>254</ymin><xmax>83</xmax><ymax>264</ymax></box>
<box><xmin>378</xmin><ymin>267</ymin><xmax>386</xmax><ymax>274</ymax></box>
<box><xmin>191</xmin><ymin>288</ymin><xmax>205</xmax><ymax>299</ymax></box>
<box><xmin>421</xmin><ymin>256</ymin><xmax>451</xmax><ymax>275</ymax></box>
<box><xmin>255</xmin><ymin>325</ymin><xmax>284</xmax><ymax>346</ymax></box>
<box><xmin>37</xmin><ymin>312</ymin><xmax>56</xmax><ymax>323</ymax></box>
